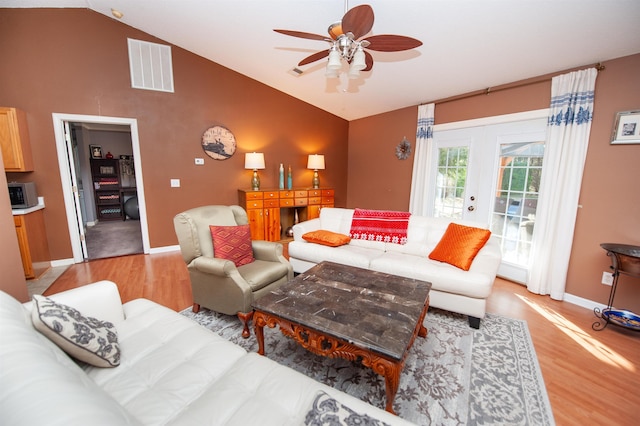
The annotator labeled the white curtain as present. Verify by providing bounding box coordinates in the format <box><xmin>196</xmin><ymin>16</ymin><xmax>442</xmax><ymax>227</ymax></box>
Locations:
<box><xmin>527</xmin><ymin>68</ymin><xmax>598</xmax><ymax>299</ymax></box>
<box><xmin>409</xmin><ymin>103</ymin><xmax>435</xmax><ymax>215</ymax></box>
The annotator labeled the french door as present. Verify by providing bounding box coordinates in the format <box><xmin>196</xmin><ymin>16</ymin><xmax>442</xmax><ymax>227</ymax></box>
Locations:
<box><xmin>429</xmin><ymin>114</ymin><xmax>548</xmax><ymax>283</ymax></box>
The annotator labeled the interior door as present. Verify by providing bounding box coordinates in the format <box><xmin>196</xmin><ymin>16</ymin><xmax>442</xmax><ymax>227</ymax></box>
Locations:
<box><xmin>430</xmin><ymin>116</ymin><xmax>547</xmax><ymax>283</ymax></box>
<box><xmin>63</xmin><ymin>121</ymin><xmax>89</xmax><ymax>259</ymax></box>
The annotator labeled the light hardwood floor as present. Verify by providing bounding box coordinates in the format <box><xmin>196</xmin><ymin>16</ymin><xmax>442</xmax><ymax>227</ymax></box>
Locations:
<box><xmin>45</xmin><ymin>252</ymin><xmax>640</xmax><ymax>425</ymax></box>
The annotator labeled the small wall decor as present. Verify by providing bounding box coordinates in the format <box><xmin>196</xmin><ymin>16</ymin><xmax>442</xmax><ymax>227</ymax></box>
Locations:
<box><xmin>90</xmin><ymin>145</ymin><xmax>103</xmax><ymax>159</ymax></box>
<box><xmin>611</xmin><ymin>110</ymin><xmax>640</xmax><ymax>144</ymax></box>
<box><xmin>202</xmin><ymin>125</ymin><xmax>237</xmax><ymax>159</ymax></box>
<box><xmin>395</xmin><ymin>137</ymin><xmax>412</xmax><ymax>160</ymax></box>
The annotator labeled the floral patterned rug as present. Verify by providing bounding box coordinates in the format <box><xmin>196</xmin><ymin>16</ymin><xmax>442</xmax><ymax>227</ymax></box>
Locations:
<box><xmin>180</xmin><ymin>307</ymin><xmax>554</xmax><ymax>425</ymax></box>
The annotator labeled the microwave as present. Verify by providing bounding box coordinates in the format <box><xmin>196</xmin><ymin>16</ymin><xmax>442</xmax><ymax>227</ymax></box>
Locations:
<box><xmin>8</xmin><ymin>182</ymin><xmax>38</xmax><ymax>209</ymax></box>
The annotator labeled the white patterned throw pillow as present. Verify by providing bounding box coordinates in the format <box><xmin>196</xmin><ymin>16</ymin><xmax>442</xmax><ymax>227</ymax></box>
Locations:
<box><xmin>304</xmin><ymin>391</ymin><xmax>390</xmax><ymax>426</ymax></box>
<box><xmin>31</xmin><ymin>295</ymin><xmax>120</xmax><ymax>367</ymax></box>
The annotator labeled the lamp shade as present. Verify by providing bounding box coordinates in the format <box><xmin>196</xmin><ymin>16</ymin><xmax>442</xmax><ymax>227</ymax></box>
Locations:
<box><xmin>245</xmin><ymin>152</ymin><xmax>265</xmax><ymax>169</ymax></box>
<box><xmin>327</xmin><ymin>48</ymin><xmax>342</xmax><ymax>70</ymax></box>
<box><xmin>307</xmin><ymin>154</ymin><xmax>325</xmax><ymax>170</ymax></box>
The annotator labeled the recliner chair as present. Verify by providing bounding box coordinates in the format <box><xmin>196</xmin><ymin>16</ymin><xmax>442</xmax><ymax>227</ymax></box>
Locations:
<box><xmin>173</xmin><ymin>205</ymin><xmax>293</xmax><ymax>337</ymax></box>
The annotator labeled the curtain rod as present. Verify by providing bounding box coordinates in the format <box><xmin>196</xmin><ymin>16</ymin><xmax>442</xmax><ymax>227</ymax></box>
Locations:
<box><xmin>425</xmin><ymin>62</ymin><xmax>605</xmax><ymax>106</ymax></box>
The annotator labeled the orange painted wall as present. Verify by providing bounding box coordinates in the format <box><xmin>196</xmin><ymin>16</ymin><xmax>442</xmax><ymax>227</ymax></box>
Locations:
<box><xmin>0</xmin><ymin>9</ymin><xmax>348</xmax><ymax>260</ymax></box>
<box><xmin>0</xmin><ymin>150</ymin><xmax>29</xmax><ymax>301</ymax></box>
<box><xmin>348</xmin><ymin>53</ymin><xmax>640</xmax><ymax>310</ymax></box>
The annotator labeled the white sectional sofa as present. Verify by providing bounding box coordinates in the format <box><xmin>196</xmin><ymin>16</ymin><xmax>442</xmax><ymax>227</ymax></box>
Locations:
<box><xmin>0</xmin><ymin>281</ymin><xmax>415</xmax><ymax>426</ymax></box>
<box><xmin>289</xmin><ymin>208</ymin><xmax>502</xmax><ymax>328</ymax></box>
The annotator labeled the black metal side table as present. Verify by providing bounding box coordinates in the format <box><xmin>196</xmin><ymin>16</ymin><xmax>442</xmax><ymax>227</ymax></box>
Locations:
<box><xmin>592</xmin><ymin>243</ymin><xmax>640</xmax><ymax>331</ymax></box>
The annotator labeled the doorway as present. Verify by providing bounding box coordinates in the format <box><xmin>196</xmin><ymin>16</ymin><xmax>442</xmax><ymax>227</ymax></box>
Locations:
<box><xmin>53</xmin><ymin>113</ymin><xmax>150</xmax><ymax>263</ymax></box>
<box><xmin>429</xmin><ymin>110</ymin><xmax>548</xmax><ymax>283</ymax></box>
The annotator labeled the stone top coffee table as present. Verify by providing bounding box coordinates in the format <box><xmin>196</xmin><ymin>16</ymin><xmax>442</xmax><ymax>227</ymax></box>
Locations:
<box><xmin>252</xmin><ymin>261</ymin><xmax>431</xmax><ymax>414</ymax></box>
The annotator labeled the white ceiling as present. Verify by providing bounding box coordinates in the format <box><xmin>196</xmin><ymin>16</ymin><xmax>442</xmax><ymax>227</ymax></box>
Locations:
<box><xmin>5</xmin><ymin>0</ymin><xmax>640</xmax><ymax>120</ymax></box>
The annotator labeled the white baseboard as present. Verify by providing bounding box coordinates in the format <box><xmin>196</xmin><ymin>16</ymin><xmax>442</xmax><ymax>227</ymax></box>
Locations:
<box><xmin>563</xmin><ymin>292</ymin><xmax>607</xmax><ymax>312</ymax></box>
<box><xmin>50</xmin><ymin>258</ymin><xmax>75</xmax><ymax>267</ymax></box>
<box><xmin>149</xmin><ymin>245</ymin><xmax>180</xmax><ymax>254</ymax></box>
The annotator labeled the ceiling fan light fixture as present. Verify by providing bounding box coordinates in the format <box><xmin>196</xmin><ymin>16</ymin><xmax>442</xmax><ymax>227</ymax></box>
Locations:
<box><xmin>351</xmin><ymin>46</ymin><xmax>366</xmax><ymax>71</ymax></box>
<box><xmin>327</xmin><ymin>47</ymin><xmax>342</xmax><ymax>70</ymax></box>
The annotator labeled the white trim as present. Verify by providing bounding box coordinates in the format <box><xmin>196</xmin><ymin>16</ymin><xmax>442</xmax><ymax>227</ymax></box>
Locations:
<box><xmin>563</xmin><ymin>292</ymin><xmax>608</xmax><ymax>312</ymax></box>
<box><xmin>434</xmin><ymin>109</ymin><xmax>549</xmax><ymax>131</ymax></box>
<box><xmin>52</xmin><ymin>113</ymin><xmax>150</xmax><ymax>263</ymax></box>
<box><xmin>50</xmin><ymin>258</ymin><xmax>75</xmax><ymax>267</ymax></box>
<box><xmin>150</xmin><ymin>245</ymin><xmax>180</xmax><ymax>254</ymax></box>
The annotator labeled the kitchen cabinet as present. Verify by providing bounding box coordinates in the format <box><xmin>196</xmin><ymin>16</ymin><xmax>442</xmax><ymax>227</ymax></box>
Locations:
<box><xmin>0</xmin><ymin>107</ymin><xmax>34</xmax><ymax>172</ymax></box>
<box><xmin>14</xmin><ymin>209</ymin><xmax>51</xmax><ymax>279</ymax></box>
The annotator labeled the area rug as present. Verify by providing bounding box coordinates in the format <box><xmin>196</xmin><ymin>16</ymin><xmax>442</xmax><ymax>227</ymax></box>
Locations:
<box><xmin>85</xmin><ymin>219</ymin><xmax>143</xmax><ymax>260</ymax></box>
<box><xmin>180</xmin><ymin>307</ymin><xmax>554</xmax><ymax>425</ymax></box>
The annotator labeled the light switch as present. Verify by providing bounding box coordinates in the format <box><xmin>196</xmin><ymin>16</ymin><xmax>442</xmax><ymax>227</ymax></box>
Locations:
<box><xmin>170</xmin><ymin>179</ymin><xmax>180</xmax><ymax>188</ymax></box>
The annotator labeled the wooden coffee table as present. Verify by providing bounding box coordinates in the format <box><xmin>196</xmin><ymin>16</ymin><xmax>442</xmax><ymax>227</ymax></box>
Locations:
<box><xmin>253</xmin><ymin>261</ymin><xmax>431</xmax><ymax>414</ymax></box>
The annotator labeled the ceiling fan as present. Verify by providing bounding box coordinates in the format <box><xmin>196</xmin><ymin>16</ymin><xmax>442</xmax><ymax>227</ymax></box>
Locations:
<box><xmin>274</xmin><ymin>4</ymin><xmax>422</xmax><ymax>78</ymax></box>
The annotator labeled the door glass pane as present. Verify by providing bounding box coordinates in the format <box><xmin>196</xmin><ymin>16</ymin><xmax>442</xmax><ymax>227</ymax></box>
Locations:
<box><xmin>434</xmin><ymin>146</ymin><xmax>468</xmax><ymax>218</ymax></box>
<box><xmin>491</xmin><ymin>141</ymin><xmax>544</xmax><ymax>266</ymax></box>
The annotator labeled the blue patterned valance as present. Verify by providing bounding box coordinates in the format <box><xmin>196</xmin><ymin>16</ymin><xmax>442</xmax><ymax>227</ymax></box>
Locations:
<box><xmin>548</xmin><ymin>90</ymin><xmax>595</xmax><ymax>126</ymax></box>
<box><xmin>416</xmin><ymin>116</ymin><xmax>434</xmax><ymax>139</ymax></box>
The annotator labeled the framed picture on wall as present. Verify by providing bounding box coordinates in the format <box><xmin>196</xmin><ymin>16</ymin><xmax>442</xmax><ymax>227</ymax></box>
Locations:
<box><xmin>90</xmin><ymin>145</ymin><xmax>103</xmax><ymax>159</ymax></box>
<box><xmin>611</xmin><ymin>110</ymin><xmax>640</xmax><ymax>144</ymax></box>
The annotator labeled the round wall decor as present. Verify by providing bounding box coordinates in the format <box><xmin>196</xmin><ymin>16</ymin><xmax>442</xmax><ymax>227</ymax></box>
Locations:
<box><xmin>395</xmin><ymin>137</ymin><xmax>411</xmax><ymax>160</ymax></box>
<box><xmin>202</xmin><ymin>125</ymin><xmax>236</xmax><ymax>160</ymax></box>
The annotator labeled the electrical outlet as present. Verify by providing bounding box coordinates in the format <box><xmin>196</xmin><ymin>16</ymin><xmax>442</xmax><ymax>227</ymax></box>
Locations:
<box><xmin>170</xmin><ymin>179</ymin><xmax>180</xmax><ymax>188</ymax></box>
<box><xmin>195</xmin><ymin>158</ymin><xmax>204</xmax><ymax>165</ymax></box>
<box><xmin>601</xmin><ymin>271</ymin><xmax>613</xmax><ymax>286</ymax></box>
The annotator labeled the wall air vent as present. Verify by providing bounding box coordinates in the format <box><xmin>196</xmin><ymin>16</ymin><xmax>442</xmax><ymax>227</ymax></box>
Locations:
<box><xmin>127</xmin><ymin>38</ymin><xmax>174</xmax><ymax>93</ymax></box>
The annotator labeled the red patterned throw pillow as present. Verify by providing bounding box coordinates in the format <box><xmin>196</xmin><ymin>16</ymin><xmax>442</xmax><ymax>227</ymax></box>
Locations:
<box><xmin>210</xmin><ymin>224</ymin><xmax>255</xmax><ymax>267</ymax></box>
<box><xmin>428</xmin><ymin>223</ymin><xmax>491</xmax><ymax>271</ymax></box>
<box><xmin>349</xmin><ymin>208</ymin><xmax>411</xmax><ymax>244</ymax></box>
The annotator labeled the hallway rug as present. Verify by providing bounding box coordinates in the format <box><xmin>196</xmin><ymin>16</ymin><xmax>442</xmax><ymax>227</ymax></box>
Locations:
<box><xmin>85</xmin><ymin>219</ymin><xmax>143</xmax><ymax>259</ymax></box>
<box><xmin>180</xmin><ymin>307</ymin><xmax>555</xmax><ymax>425</ymax></box>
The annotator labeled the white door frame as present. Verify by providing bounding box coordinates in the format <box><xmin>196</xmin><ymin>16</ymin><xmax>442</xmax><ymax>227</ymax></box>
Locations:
<box><xmin>52</xmin><ymin>113</ymin><xmax>150</xmax><ymax>263</ymax></box>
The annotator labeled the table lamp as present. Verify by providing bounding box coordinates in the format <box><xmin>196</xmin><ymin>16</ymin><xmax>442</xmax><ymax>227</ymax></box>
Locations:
<box><xmin>307</xmin><ymin>154</ymin><xmax>325</xmax><ymax>189</ymax></box>
<box><xmin>245</xmin><ymin>152</ymin><xmax>265</xmax><ymax>190</ymax></box>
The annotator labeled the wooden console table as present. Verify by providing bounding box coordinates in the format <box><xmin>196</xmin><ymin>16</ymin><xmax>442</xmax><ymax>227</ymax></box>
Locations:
<box><xmin>238</xmin><ymin>187</ymin><xmax>334</xmax><ymax>241</ymax></box>
<box><xmin>593</xmin><ymin>243</ymin><xmax>640</xmax><ymax>331</ymax></box>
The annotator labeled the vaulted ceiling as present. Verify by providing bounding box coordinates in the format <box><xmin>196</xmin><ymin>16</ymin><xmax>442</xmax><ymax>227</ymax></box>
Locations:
<box><xmin>6</xmin><ymin>0</ymin><xmax>640</xmax><ymax>120</ymax></box>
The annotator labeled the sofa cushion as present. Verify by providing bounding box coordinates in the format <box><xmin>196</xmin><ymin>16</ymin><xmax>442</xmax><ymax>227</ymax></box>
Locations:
<box><xmin>0</xmin><ymin>291</ymin><xmax>138</xmax><ymax>426</ymax></box>
<box><xmin>288</xmin><ymin>240</ymin><xmax>384</xmax><ymax>270</ymax></box>
<box><xmin>210</xmin><ymin>224</ymin><xmax>255</xmax><ymax>267</ymax></box>
<box><xmin>349</xmin><ymin>208</ymin><xmax>411</xmax><ymax>244</ymax></box>
<box><xmin>82</xmin><ymin>298</ymin><xmax>249</xmax><ymax>425</ymax></box>
<box><xmin>302</xmin><ymin>230</ymin><xmax>351</xmax><ymax>247</ymax></box>
<box><xmin>31</xmin><ymin>295</ymin><xmax>120</xmax><ymax>368</ymax></box>
<box><xmin>370</xmin><ymin>252</ymin><xmax>496</xmax><ymax>299</ymax></box>
<box><xmin>428</xmin><ymin>223</ymin><xmax>491</xmax><ymax>271</ymax></box>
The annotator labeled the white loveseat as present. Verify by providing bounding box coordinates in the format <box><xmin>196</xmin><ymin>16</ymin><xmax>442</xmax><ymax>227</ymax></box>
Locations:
<box><xmin>289</xmin><ymin>208</ymin><xmax>502</xmax><ymax>328</ymax></box>
<box><xmin>0</xmin><ymin>281</ymin><xmax>415</xmax><ymax>425</ymax></box>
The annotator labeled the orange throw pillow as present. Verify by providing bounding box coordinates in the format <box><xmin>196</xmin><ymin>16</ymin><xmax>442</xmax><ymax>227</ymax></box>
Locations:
<box><xmin>302</xmin><ymin>230</ymin><xmax>351</xmax><ymax>247</ymax></box>
<box><xmin>428</xmin><ymin>223</ymin><xmax>491</xmax><ymax>271</ymax></box>
<box><xmin>210</xmin><ymin>224</ymin><xmax>255</xmax><ymax>267</ymax></box>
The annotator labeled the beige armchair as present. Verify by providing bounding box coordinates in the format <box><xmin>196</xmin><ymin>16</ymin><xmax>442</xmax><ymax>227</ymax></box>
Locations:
<box><xmin>173</xmin><ymin>205</ymin><xmax>293</xmax><ymax>337</ymax></box>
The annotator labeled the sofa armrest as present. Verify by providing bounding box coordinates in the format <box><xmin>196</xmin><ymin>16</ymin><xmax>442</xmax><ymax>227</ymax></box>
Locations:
<box><xmin>292</xmin><ymin>218</ymin><xmax>321</xmax><ymax>241</ymax></box>
<box><xmin>190</xmin><ymin>256</ymin><xmax>237</xmax><ymax>276</ymax></box>
<box><xmin>22</xmin><ymin>281</ymin><xmax>125</xmax><ymax>325</ymax></box>
<box><xmin>251</xmin><ymin>240</ymin><xmax>283</xmax><ymax>262</ymax></box>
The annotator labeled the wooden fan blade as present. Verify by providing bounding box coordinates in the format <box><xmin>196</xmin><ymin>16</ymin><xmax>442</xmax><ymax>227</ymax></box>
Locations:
<box><xmin>365</xmin><ymin>34</ymin><xmax>423</xmax><ymax>52</ymax></box>
<box><xmin>274</xmin><ymin>29</ymin><xmax>330</xmax><ymax>42</ymax></box>
<box><xmin>363</xmin><ymin>50</ymin><xmax>374</xmax><ymax>72</ymax></box>
<box><xmin>298</xmin><ymin>50</ymin><xmax>329</xmax><ymax>66</ymax></box>
<box><xmin>341</xmin><ymin>4</ymin><xmax>374</xmax><ymax>40</ymax></box>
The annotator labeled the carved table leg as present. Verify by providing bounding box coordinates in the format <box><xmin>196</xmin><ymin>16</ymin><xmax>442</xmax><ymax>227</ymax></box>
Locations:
<box><xmin>381</xmin><ymin>359</ymin><xmax>403</xmax><ymax>414</ymax></box>
<box><xmin>254</xmin><ymin>312</ymin><xmax>266</xmax><ymax>355</ymax></box>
